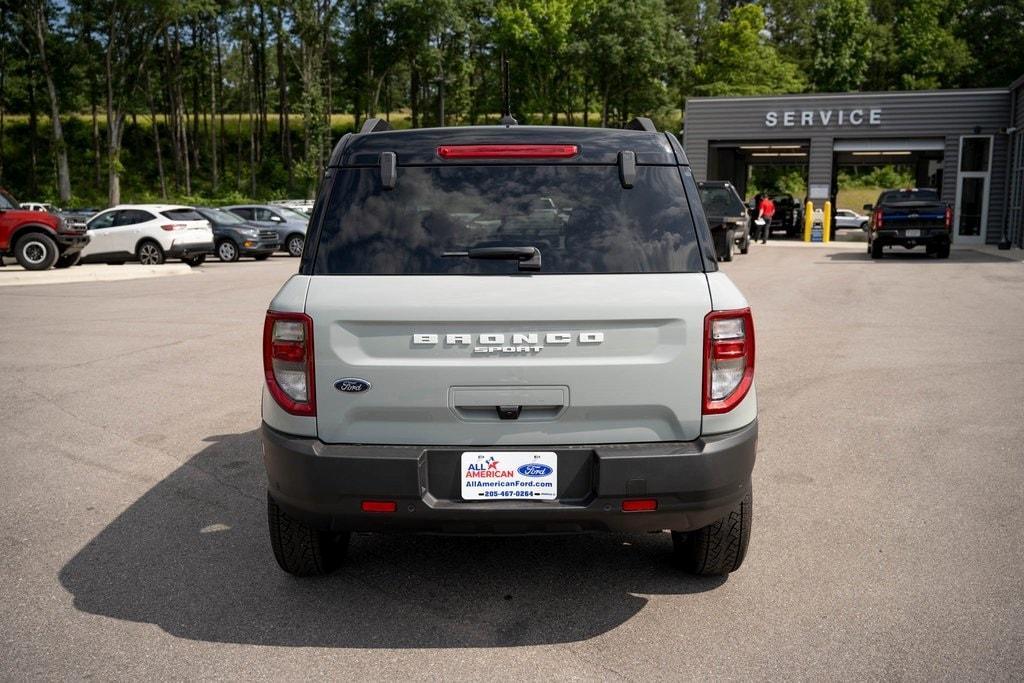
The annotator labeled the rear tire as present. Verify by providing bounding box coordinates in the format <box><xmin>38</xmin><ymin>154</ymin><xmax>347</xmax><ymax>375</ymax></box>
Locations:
<box><xmin>936</xmin><ymin>244</ymin><xmax>950</xmax><ymax>259</ymax></box>
<box><xmin>672</xmin><ymin>487</ymin><xmax>752</xmax><ymax>576</ymax></box>
<box><xmin>870</xmin><ymin>241</ymin><xmax>883</xmax><ymax>259</ymax></box>
<box><xmin>14</xmin><ymin>233</ymin><xmax>59</xmax><ymax>270</ymax></box>
<box><xmin>267</xmin><ymin>492</ymin><xmax>349</xmax><ymax>576</ymax></box>
<box><xmin>722</xmin><ymin>229</ymin><xmax>734</xmax><ymax>262</ymax></box>
<box><xmin>54</xmin><ymin>252</ymin><xmax>82</xmax><ymax>269</ymax></box>
<box><xmin>739</xmin><ymin>231</ymin><xmax>750</xmax><ymax>255</ymax></box>
<box><xmin>136</xmin><ymin>240</ymin><xmax>164</xmax><ymax>265</ymax></box>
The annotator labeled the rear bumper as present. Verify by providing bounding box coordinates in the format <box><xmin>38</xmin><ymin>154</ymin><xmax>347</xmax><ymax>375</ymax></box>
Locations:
<box><xmin>262</xmin><ymin>420</ymin><xmax>757</xmax><ymax>534</ymax></box>
<box><xmin>166</xmin><ymin>241</ymin><xmax>214</xmax><ymax>258</ymax></box>
<box><xmin>873</xmin><ymin>228</ymin><xmax>950</xmax><ymax>248</ymax></box>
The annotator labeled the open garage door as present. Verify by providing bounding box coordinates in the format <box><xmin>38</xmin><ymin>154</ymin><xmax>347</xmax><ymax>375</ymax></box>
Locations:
<box><xmin>832</xmin><ymin>139</ymin><xmax>946</xmax><ymax>241</ymax></box>
<box><xmin>708</xmin><ymin>141</ymin><xmax>809</xmax><ymax>238</ymax></box>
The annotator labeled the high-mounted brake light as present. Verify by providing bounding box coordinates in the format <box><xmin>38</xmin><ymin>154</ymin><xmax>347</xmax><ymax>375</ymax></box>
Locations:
<box><xmin>263</xmin><ymin>311</ymin><xmax>316</xmax><ymax>416</ymax></box>
<box><xmin>437</xmin><ymin>144</ymin><xmax>579</xmax><ymax>160</ymax></box>
<box><xmin>703</xmin><ymin>308</ymin><xmax>755</xmax><ymax>415</ymax></box>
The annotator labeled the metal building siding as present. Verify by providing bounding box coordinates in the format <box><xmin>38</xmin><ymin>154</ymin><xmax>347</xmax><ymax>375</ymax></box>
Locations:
<box><xmin>988</xmin><ymin>136</ymin><xmax>1009</xmax><ymax>245</ymax></box>
<box><xmin>683</xmin><ymin>90</ymin><xmax>1009</xmax><ymax>143</ymax></box>
<box><xmin>942</xmin><ymin>136</ymin><xmax>960</xmax><ymax>206</ymax></box>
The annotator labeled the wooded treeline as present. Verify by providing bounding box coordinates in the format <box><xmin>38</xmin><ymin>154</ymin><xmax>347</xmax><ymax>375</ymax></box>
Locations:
<box><xmin>0</xmin><ymin>0</ymin><xmax>1021</xmax><ymax>206</ymax></box>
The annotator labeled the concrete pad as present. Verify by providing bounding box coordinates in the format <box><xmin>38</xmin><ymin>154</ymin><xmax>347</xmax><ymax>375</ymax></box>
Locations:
<box><xmin>0</xmin><ymin>263</ymin><xmax>194</xmax><ymax>287</ymax></box>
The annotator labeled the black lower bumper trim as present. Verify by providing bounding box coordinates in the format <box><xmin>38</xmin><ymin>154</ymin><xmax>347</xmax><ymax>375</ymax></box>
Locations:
<box><xmin>262</xmin><ymin>421</ymin><xmax>757</xmax><ymax>534</ymax></box>
<box><xmin>166</xmin><ymin>241</ymin><xmax>215</xmax><ymax>258</ymax></box>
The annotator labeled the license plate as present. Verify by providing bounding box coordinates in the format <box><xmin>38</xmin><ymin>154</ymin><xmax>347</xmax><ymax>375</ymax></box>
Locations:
<box><xmin>461</xmin><ymin>452</ymin><xmax>557</xmax><ymax>500</ymax></box>
<box><xmin>905</xmin><ymin>229</ymin><xmax>920</xmax><ymax>237</ymax></box>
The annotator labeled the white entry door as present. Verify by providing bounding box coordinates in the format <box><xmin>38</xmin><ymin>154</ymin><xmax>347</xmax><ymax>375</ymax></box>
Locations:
<box><xmin>953</xmin><ymin>136</ymin><xmax>992</xmax><ymax>246</ymax></box>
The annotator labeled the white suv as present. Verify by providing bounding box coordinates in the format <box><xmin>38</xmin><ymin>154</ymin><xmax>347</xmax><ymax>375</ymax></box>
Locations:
<box><xmin>81</xmin><ymin>205</ymin><xmax>214</xmax><ymax>266</ymax></box>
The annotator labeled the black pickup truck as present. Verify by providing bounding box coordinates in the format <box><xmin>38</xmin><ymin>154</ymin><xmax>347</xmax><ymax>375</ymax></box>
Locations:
<box><xmin>865</xmin><ymin>188</ymin><xmax>952</xmax><ymax>259</ymax></box>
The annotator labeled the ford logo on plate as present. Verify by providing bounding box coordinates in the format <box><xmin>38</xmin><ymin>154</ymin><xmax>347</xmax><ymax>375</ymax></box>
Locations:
<box><xmin>517</xmin><ymin>464</ymin><xmax>553</xmax><ymax>477</ymax></box>
<box><xmin>334</xmin><ymin>378</ymin><xmax>371</xmax><ymax>393</ymax></box>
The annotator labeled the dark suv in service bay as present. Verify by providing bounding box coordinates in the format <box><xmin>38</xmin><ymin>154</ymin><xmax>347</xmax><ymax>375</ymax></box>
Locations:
<box><xmin>698</xmin><ymin>181</ymin><xmax>750</xmax><ymax>261</ymax></box>
<box><xmin>261</xmin><ymin>119</ymin><xmax>758</xmax><ymax>577</ymax></box>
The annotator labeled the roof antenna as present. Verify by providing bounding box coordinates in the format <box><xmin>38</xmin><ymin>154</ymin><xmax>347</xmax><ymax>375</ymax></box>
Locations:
<box><xmin>499</xmin><ymin>52</ymin><xmax>518</xmax><ymax>126</ymax></box>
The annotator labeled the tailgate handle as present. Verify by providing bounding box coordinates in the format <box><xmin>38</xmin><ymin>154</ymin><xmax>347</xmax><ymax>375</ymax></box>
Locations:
<box><xmin>450</xmin><ymin>386</ymin><xmax>568</xmax><ymax>422</ymax></box>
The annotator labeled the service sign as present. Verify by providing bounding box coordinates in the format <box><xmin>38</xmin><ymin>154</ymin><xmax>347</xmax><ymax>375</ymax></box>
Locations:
<box><xmin>461</xmin><ymin>452</ymin><xmax>558</xmax><ymax>500</ymax></box>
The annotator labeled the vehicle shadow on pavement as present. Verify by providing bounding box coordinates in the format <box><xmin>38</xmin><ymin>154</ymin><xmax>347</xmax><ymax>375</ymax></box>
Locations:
<box><xmin>824</xmin><ymin>249</ymin><xmax>1019</xmax><ymax>263</ymax></box>
<box><xmin>59</xmin><ymin>431</ymin><xmax>725</xmax><ymax>648</ymax></box>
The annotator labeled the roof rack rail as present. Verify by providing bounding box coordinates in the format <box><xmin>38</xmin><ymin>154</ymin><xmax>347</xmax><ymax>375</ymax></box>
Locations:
<box><xmin>360</xmin><ymin>118</ymin><xmax>392</xmax><ymax>134</ymax></box>
<box><xmin>625</xmin><ymin>117</ymin><xmax>657</xmax><ymax>133</ymax></box>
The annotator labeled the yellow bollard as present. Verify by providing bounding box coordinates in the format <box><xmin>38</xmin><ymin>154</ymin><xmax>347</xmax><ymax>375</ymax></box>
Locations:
<box><xmin>803</xmin><ymin>200</ymin><xmax>814</xmax><ymax>242</ymax></box>
<box><xmin>822</xmin><ymin>200</ymin><xmax>832</xmax><ymax>243</ymax></box>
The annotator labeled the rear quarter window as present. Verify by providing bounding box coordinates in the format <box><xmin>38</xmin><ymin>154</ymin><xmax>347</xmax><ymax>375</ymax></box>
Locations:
<box><xmin>311</xmin><ymin>164</ymin><xmax>703</xmax><ymax>275</ymax></box>
<box><xmin>161</xmin><ymin>209</ymin><xmax>204</xmax><ymax>221</ymax></box>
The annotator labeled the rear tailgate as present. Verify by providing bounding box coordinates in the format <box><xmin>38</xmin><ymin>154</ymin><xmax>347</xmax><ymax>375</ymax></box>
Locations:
<box><xmin>307</xmin><ymin>274</ymin><xmax>710</xmax><ymax>445</ymax></box>
<box><xmin>882</xmin><ymin>201</ymin><xmax>946</xmax><ymax>230</ymax></box>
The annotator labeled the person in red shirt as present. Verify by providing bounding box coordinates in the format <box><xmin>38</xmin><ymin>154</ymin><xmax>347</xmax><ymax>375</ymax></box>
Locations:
<box><xmin>756</xmin><ymin>195</ymin><xmax>776</xmax><ymax>244</ymax></box>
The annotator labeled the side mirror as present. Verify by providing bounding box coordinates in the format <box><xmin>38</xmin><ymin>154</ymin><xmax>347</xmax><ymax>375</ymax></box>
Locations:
<box><xmin>863</xmin><ymin>204</ymin><xmax>873</xmax><ymax>211</ymax></box>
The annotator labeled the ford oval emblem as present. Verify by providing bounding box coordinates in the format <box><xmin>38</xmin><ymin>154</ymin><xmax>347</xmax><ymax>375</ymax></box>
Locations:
<box><xmin>517</xmin><ymin>463</ymin><xmax>553</xmax><ymax>477</ymax></box>
<box><xmin>334</xmin><ymin>378</ymin><xmax>371</xmax><ymax>393</ymax></box>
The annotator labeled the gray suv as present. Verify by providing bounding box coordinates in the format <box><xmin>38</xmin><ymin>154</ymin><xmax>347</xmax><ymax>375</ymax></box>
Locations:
<box><xmin>223</xmin><ymin>204</ymin><xmax>308</xmax><ymax>257</ymax></box>
<box><xmin>260</xmin><ymin>119</ymin><xmax>757</xmax><ymax>578</ymax></box>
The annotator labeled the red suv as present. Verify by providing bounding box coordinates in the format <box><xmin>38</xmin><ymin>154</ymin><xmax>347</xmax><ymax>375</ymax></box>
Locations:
<box><xmin>0</xmin><ymin>188</ymin><xmax>89</xmax><ymax>270</ymax></box>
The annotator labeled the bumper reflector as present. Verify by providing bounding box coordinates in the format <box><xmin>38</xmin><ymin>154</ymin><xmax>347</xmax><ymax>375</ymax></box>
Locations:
<box><xmin>361</xmin><ymin>500</ymin><xmax>397</xmax><ymax>513</ymax></box>
<box><xmin>622</xmin><ymin>499</ymin><xmax>658</xmax><ymax>512</ymax></box>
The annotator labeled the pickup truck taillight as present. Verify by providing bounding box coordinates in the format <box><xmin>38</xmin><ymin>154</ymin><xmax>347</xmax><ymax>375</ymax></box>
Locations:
<box><xmin>873</xmin><ymin>208</ymin><xmax>883</xmax><ymax>231</ymax></box>
<box><xmin>263</xmin><ymin>311</ymin><xmax>316</xmax><ymax>416</ymax></box>
<box><xmin>945</xmin><ymin>206</ymin><xmax>953</xmax><ymax>230</ymax></box>
<box><xmin>703</xmin><ymin>308</ymin><xmax>755</xmax><ymax>415</ymax></box>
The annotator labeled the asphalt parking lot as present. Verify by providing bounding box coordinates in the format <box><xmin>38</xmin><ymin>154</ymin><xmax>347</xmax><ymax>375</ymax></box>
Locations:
<box><xmin>2</xmin><ymin>246</ymin><xmax>1023</xmax><ymax>679</ymax></box>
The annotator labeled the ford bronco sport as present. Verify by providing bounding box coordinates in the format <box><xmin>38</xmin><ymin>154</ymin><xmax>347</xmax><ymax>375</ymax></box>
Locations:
<box><xmin>261</xmin><ymin>118</ymin><xmax>757</xmax><ymax>577</ymax></box>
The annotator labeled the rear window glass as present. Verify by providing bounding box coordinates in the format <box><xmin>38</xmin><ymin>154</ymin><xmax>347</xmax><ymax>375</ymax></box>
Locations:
<box><xmin>699</xmin><ymin>186</ymin><xmax>746</xmax><ymax>216</ymax></box>
<box><xmin>312</xmin><ymin>165</ymin><xmax>702</xmax><ymax>274</ymax></box>
<box><xmin>161</xmin><ymin>208</ymin><xmax>203</xmax><ymax>221</ymax></box>
<box><xmin>879</xmin><ymin>189</ymin><xmax>939</xmax><ymax>203</ymax></box>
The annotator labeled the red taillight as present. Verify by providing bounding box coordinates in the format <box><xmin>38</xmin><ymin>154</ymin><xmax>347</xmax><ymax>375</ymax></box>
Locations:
<box><xmin>873</xmin><ymin>209</ymin><xmax>883</xmax><ymax>231</ymax></box>
<box><xmin>945</xmin><ymin>206</ymin><xmax>952</xmax><ymax>230</ymax></box>
<box><xmin>161</xmin><ymin>223</ymin><xmax>185</xmax><ymax>231</ymax></box>
<box><xmin>703</xmin><ymin>308</ymin><xmax>755</xmax><ymax>415</ymax></box>
<box><xmin>361</xmin><ymin>500</ymin><xmax>397</xmax><ymax>513</ymax></box>
<box><xmin>622</xmin><ymin>499</ymin><xmax>658</xmax><ymax>512</ymax></box>
<box><xmin>437</xmin><ymin>144</ymin><xmax>579</xmax><ymax>159</ymax></box>
<box><xmin>263</xmin><ymin>311</ymin><xmax>316</xmax><ymax>416</ymax></box>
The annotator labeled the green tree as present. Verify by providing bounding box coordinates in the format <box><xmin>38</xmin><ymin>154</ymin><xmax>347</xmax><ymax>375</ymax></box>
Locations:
<box><xmin>892</xmin><ymin>0</ymin><xmax>972</xmax><ymax>89</ymax></box>
<box><xmin>954</xmin><ymin>0</ymin><xmax>1024</xmax><ymax>87</ymax></box>
<box><xmin>694</xmin><ymin>3</ymin><xmax>806</xmax><ymax>96</ymax></box>
<box><xmin>809</xmin><ymin>0</ymin><xmax>871</xmax><ymax>91</ymax></box>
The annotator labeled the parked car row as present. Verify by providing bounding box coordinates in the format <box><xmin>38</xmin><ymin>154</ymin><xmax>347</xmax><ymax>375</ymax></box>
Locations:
<box><xmin>1</xmin><ymin>189</ymin><xmax>309</xmax><ymax>270</ymax></box>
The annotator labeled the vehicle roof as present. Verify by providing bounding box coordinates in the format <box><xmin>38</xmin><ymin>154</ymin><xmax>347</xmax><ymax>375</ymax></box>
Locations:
<box><xmin>332</xmin><ymin>125</ymin><xmax>683</xmax><ymax>167</ymax></box>
<box><xmin>102</xmin><ymin>204</ymin><xmax>195</xmax><ymax>212</ymax></box>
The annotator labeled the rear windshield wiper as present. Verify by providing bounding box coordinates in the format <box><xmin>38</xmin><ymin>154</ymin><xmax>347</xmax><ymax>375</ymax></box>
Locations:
<box><xmin>442</xmin><ymin>246</ymin><xmax>542</xmax><ymax>272</ymax></box>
